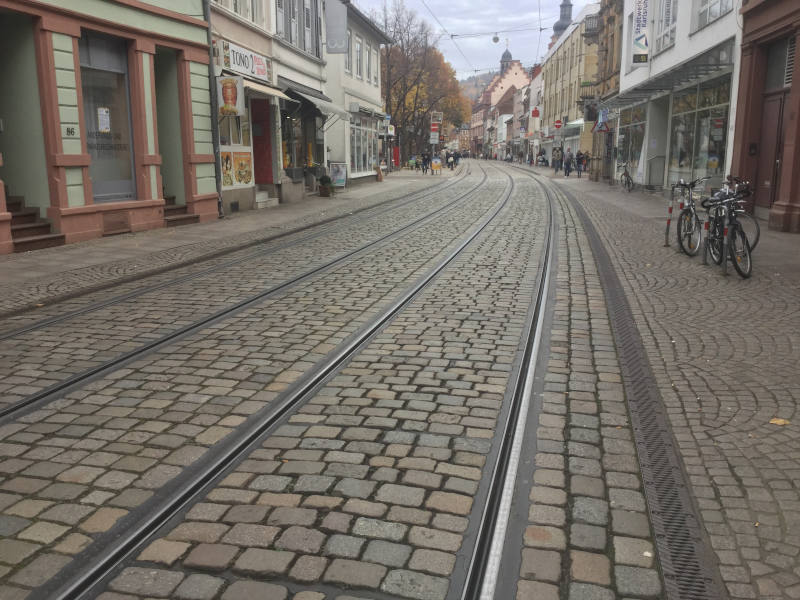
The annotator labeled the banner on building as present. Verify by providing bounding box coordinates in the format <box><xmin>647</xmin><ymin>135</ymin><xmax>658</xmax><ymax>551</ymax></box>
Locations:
<box><xmin>632</xmin><ymin>0</ymin><xmax>649</xmax><ymax>65</ymax></box>
<box><xmin>217</xmin><ymin>76</ymin><xmax>245</xmax><ymax>116</ymax></box>
<box><xmin>221</xmin><ymin>40</ymin><xmax>272</xmax><ymax>83</ymax></box>
<box><xmin>325</xmin><ymin>0</ymin><xmax>348</xmax><ymax>54</ymax></box>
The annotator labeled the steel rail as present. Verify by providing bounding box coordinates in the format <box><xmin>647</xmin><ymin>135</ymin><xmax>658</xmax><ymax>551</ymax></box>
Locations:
<box><xmin>0</xmin><ymin>165</ymin><xmax>489</xmax><ymax>424</ymax></box>
<box><xmin>0</xmin><ymin>166</ymin><xmax>473</xmax><ymax>341</ymax></box>
<box><xmin>458</xmin><ymin>165</ymin><xmax>556</xmax><ymax>600</ymax></box>
<box><xmin>42</xmin><ymin>164</ymin><xmax>518</xmax><ymax>600</ymax></box>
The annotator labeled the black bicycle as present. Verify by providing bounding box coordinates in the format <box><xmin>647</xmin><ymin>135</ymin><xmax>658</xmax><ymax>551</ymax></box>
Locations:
<box><xmin>702</xmin><ymin>183</ymin><xmax>753</xmax><ymax>278</ymax></box>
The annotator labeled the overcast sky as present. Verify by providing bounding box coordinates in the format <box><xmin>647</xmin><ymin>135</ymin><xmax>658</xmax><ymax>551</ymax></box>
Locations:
<box><xmin>352</xmin><ymin>0</ymin><xmax>592</xmax><ymax>79</ymax></box>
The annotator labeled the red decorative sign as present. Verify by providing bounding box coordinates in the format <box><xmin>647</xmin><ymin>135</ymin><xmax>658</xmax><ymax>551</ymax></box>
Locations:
<box><xmin>554</xmin><ymin>119</ymin><xmax>562</xmax><ymax>129</ymax></box>
<box><xmin>532</xmin><ymin>107</ymin><xmax>540</xmax><ymax>118</ymax></box>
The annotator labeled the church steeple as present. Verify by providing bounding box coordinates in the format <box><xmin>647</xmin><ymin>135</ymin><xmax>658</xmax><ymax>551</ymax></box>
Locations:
<box><xmin>500</xmin><ymin>47</ymin><xmax>512</xmax><ymax>74</ymax></box>
<box><xmin>552</xmin><ymin>0</ymin><xmax>572</xmax><ymax>42</ymax></box>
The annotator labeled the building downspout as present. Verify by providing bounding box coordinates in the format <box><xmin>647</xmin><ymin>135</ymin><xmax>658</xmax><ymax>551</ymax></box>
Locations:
<box><xmin>203</xmin><ymin>0</ymin><xmax>224</xmax><ymax>218</ymax></box>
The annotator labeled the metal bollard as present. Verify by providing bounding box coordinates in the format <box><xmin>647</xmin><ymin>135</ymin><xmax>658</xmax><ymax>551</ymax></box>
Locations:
<box><xmin>665</xmin><ymin>186</ymin><xmax>676</xmax><ymax>246</ymax></box>
<box><xmin>721</xmin><ymin>208</ymin><xmax>729</xmax><ymax>276</ymax></box>
<box><xmin>701</xmin><ymin>219</ymin><xmax>709</xmax><ymax>265</ymax></box>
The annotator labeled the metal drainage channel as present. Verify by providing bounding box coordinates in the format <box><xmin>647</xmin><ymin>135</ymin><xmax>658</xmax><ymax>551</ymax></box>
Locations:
<box><xmin>555</xmin><ymin>183</ymin><xmax>725</xmax><ymax>600</ymax></box>
<box><xmin>0</xmin><ymin>166</ymin><xmax>474</xmax><ymax>341</ymax></box>
<box><xmin>0</xmin><ymin>165</ymin><xmax>491</xmax><ymax>423</ymax></box>
<box><xmin>39</xmin><ymin>168</ymin><xmax>517</xmax><ymax>600</ymax></box>
<box><xmin>459</xmin><ymin>176</ymin><xmax>555</xmax><ymax>600</ymax></box>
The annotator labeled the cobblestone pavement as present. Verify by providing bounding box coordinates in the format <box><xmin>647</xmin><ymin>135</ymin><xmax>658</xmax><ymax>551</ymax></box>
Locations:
<box><xmin>0</xmin><ymin>167</ymin><xmax>463</xmax><ymax>317</ymax></box>
<box><xmin>507</xmin><ymin>177</ymin><xmax>662</xmax><ymax>600</ymax></box>
<box><xmin>0</xmin><ymin>167</ymin><xmax>511</xmax><ymax>598</ymax></box>
<box><xmin>552</xmin><ymin>173</ymin><xmax>800</xmax><ymax>600</ymax></box>
<box><xmin>0</xmin><ymin>168</ymin><xmax>484</xmax><ymax>405</ymax></box>
<box><xmin>82</xmin><ymin>169</ymin><xmax>548</xmax><ymax>600</ymax></box>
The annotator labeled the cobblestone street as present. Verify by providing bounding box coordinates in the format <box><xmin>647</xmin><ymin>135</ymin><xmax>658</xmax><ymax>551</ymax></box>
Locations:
<box><xmin>0</xmin><ymin>162</ymin><xmax>798</xmax><ymax>600</ymax></box>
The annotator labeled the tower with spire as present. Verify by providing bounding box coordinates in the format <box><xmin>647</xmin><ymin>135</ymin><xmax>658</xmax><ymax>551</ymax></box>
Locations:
<box><xmin>551</xmin><ymin>0</ymin><xmax>573</xmax><ymax>47</ymax></box>
<box><xmin>500</xmin><ymin>48</ymin><xmax>513</xmax><ymax>74</ymax></box>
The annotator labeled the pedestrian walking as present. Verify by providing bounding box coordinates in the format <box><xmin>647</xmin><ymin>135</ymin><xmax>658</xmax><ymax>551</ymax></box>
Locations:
<box><xmin>564</xmin><ymin>147</ymin><xmax>574</xmax><ymax>177</ymax></box>
<box><xmin>575</xmin><ymin>150</ymin><xmax>584</xmax><ymax>178</ymax></box>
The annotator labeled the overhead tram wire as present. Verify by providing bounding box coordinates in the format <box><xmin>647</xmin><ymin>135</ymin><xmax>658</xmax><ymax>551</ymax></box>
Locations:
<box><xmin>419</xmin><ymin>0</ymin><xmax>476</xmax><ymax>73</ymax></box>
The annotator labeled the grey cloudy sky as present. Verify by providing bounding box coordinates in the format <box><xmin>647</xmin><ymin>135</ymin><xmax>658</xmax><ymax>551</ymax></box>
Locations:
<box><xmin>351</xmin><ymin>0</ymin><xmax>592</xmax><ymax>79</ymax></box>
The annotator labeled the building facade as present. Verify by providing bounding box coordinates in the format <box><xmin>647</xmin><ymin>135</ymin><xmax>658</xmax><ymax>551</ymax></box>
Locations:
<box><xmin>325</xmin><ymin>2</ymin><xmax>390</xmax><ymax>185</ymax></box>
<box><xmin>730</xmin><ymin>0</ymin><xmax>800</xmax><ymax>232</ymax></box>
<box><xmin>0</xmin><ymin>0</ymin><xmax>217</xmax><ymax>253</ymax></box>
<box><xmin>540</xmin><ymin>3</ymin><xmax>600</xmax><ymax>162</ymax></box>
<box><xmin>608</xmin><ymin>0</ymin><xmax>741</xmax><ymax>191</ymax></box>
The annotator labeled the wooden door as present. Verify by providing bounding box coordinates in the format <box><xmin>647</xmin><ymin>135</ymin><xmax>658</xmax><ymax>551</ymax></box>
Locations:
<box><xmin>251</xmin><ymin>99</ymin><xmax>273</xmax><ymax>184</ymax></box>
<box><xmin>755</xmin><ymin>92</ymin><xmax>786</xmax><ymax>208</ymax></box>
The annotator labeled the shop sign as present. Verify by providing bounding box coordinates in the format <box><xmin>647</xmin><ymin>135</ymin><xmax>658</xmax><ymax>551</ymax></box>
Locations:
<box><xmin>330</xmin><ymin>162</ymin><xmax>348</xmax><ymax>187</ymax></box>
<box><xmin>220</xmin><ymin>150</ymin><xmax>253</xmax><ymax>189</ymax></box>
<box><xmin>632</xmin><ymin>0</ymin><xmax>649</xmax><ymax>65</ymax></box>
<box><xmin>222</xmin><ymin>40</ymin><xmax>272</xmax><ymax>84</ymax></box>
<box><xmin>217</xmin><ymin>76</ymin><xmax>245</xmax><ymax>116</ymax></box>
<box><xmin>531</xmin><ymin>107</ymin><xmax>540</xmax><ymax>118</ymax></box>
<box><xmin>324</xmin><ymin>0</ymin><xmax>348</xmax><ymax>54</ymax></box>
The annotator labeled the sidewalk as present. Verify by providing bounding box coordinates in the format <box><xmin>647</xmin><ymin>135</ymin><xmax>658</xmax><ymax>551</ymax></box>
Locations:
<box><xmin>0</xmin><ymin>167</ymin><xmax>458</xmax><ymax>314</ymax></box>
<box><xmin>543</xmin><ymin>166</ymin><xmax>800</xmax><ymax>600</ymax></box>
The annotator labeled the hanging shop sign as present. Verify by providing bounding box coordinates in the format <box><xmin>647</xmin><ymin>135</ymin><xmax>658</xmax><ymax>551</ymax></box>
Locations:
<box><xmin>532</xmin><ymin>107</ymin><xmax>540</xmax><ymax>118</ymax></box>
<box><xmin>324</xmin><ymin>0</ymin><xmax>348</xmax><ymax>54</ymax></box>
<box><xmin>387</xmin><ymin>124</ymin><xmax>396</xmax><ymax>136</ymax></box>
<box><xmin>217</xmin><ymin>76</ymin><xmax>245</xmax><ymax>116</ymax></box>
<box><xmin>632</xmin><ymin>0</ymin><xmax>649</xmax><ymax>65</ymax></box>
<box><xmin>221</xmin><ymin>40</ymin><xmax>272</xmax><ymax>84</ymax></box>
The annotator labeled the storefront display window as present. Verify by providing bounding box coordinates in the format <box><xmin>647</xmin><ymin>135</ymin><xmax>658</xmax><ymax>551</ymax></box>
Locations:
<box><xmin>218</xmin><ymin>100</ymin><xmax>253</xmax><ymax>189</ymax></box>
<box><xmin>349</xmin><ymin>115</ymin><xmax>379</xmax><ymax>175</ymax></box>
<box><xmin>667</xmin><ymin>75</ymin><xmax>730</xmax><ymax>189</ymax></box>
<box><xmin>618</xmin><ymin>103</ymin><xmax>646</xmax><ymax>176</ymax></box>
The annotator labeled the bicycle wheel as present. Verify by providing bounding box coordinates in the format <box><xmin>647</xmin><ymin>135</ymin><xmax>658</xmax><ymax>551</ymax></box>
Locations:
<box><xmin>729</xmin><ymin>226</ymin><xmax>752</xmax><ymax>278</ymax></box>
<box><xmin>624</xmin><ymin>175</ymin><xmax>633</xmax><ymax>192</ymax></box>
<box><xmin>738</xmin><ymin>213</ymin><xmax>760</xmax><ymax>252</ymax></box>
<box><xmin>707</xmin><ymin>218</ymin><xmax>724</xmax><ymax>265</ymax></box>
<box><xmin>677</xmin><ymin>208</ymin><xmax>702</xmax><ymax>256</ymax></box>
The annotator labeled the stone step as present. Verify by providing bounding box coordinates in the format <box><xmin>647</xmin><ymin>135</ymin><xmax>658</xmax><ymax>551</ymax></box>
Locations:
<box><xmin>11</xmin><ymin>221</ymin><xmax>52</xmax><ymax>239</ymax></box>
<box><xmin>165</xmin><ymin>213</ymin><xmax>199</xmax><ymax>228</ymax></box>
<box><xmin>164</xmin><ymin>204</ymin><xmax>188</xmax><ymax>217</ymax></box>
<box><xmin>10</xmin><ymin>208</ymin><xmax>38</xmax><ymax>225</ymax></box>
<box><xmin>13</xmin><ymin>232</ymin><xmax>65</xmax><ymax>253</ymax></box>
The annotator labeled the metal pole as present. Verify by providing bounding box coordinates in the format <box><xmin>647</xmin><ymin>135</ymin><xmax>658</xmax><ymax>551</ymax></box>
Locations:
<box><xmin>203</xmin><ymin>0</ymin><xmax>224</xmax><ymax>218</ymax></box>
<box><xmin>721</xmin><ymin>206</ymin><xmax>729</xmax><ymax>275</ymax></box>
<box><xmin>664</xmin><ymin>186</ymin><xmax>675</xmax><ymax>247</ymax></box>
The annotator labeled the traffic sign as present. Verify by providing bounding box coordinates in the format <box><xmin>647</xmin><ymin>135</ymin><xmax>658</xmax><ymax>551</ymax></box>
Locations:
<box><xmin>431</xmin><ymin>111</ymin><xmax>443</xmax><ymax>123</ymax></box>
<box><xmin>431</xmin><ymin>123</ymin><xmax>439</xmax><ymax>132</ymax></box>
<box><xmin>429</xmin><ymin>132</ymin><xmax>440</xmax><ymax>144</ymax></box>
<box><xmin>554</xmin><ymin>119</ymin><xmax>562</xmax><ymax>129</ymax></box>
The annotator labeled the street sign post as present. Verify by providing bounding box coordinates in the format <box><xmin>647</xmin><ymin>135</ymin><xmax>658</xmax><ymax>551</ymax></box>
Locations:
<box><xmin>554</xmin><ymin>120</ymin><xmax>562</xmax><ymax>129</ymax></box>
<box><xmin>429</xmin><ymin>132</ymin><xmax>440</xmax><ymax>144</ymax></box>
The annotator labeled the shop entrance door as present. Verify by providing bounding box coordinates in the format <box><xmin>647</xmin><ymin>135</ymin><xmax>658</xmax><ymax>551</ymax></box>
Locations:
<box><xmin>79</xmin><ymin>33</ymin><xmax>136</xmax><ymax>202</ymax></box>
<box><xmin>755</xmin><ymin>91</ymin><xmax>786</xmax><ymax>209</ymax></box>
<box><xmin>251</xmin><ymin>98</ymin><xmax>273</xmax><ymax>184</ymax></box>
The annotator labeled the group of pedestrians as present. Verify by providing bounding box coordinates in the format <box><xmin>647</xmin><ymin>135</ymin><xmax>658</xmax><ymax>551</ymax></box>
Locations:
<box><xmin>550</xmin><ymin>147</ymin><xmax>588</xmax><ymax>178</ymax></box>
<box><xmin>418</xmin><ymin>150</ymin><xmax>460</xmax><ymax>174</ymax></box>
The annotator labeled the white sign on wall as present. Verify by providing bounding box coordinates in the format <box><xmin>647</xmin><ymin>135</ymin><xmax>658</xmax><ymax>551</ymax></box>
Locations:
<box><xmin>221</xmin><ymin>40</ymin><xmax>272</xmax><ymax>84</ymax></box>
<box><xmin>632</xmin><ymin>0</ymin><xmax>649</xmax><ymax>66</ymax></box>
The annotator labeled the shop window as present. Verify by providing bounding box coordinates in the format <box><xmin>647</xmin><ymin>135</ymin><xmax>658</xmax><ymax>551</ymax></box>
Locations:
<box><xmin>349</xmin><ymin>116</ymin><xmax>379</xmax><ymax>174</ymax></box>
<box><xmin>696</xmin><ymin>0</ymin><xmax>732</xmax><ymax>30</ymax></box>
<box><xmin>617</xmin><ymin>103</ymin><xmax>646</xmax><ymax>176</ymax></box>
<box><xmin>667</xmin><ymin>75</ymin><xmax>731</xmax><ymax>190</ymax></box>
<box><xmin>654</xmin><ymin>0</ymin><xmax>677</xmax><ymax>54</ymax></box>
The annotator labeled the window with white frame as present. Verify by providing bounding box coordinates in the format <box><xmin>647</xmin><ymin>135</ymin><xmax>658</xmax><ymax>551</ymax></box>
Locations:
<box><xmin>655</xmin><ymin>0</ymin><xmax>677</xmax><ymax>53</ymax></box>
<box><xmin>373</xmin><ymin>48</ymin><xmax>379</xmax><ymax>85</ymax></box>
<box><xmin>356</xmin><ymin>36</ymin><xmax>363</xmax><ymax>78</ymax></box>
<box><xmin>275</xmin><ymin>0</ymin><xmax>320</xmax><ymax>57</ymax></box>
<box><xmin>345</xmin><ymin>29</ymin><xmax>352</xmax><ymax>73</ymax></box>
<box><xmin>696</xmin><ymin>0</ymin><xmax>733</xmax><ymax>30</ymax></box>
<box><xmin>366</xmin><ymin>43</ymin><xmax>372</xmax><ymax>82</ymax></box>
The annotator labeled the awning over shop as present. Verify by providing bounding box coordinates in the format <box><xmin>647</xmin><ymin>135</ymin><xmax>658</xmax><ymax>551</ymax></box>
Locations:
<box><xmin>566</xmin><ymin>118</ymin><xmax>584</xmax><ymax>128</ymax></box>
<box><xmin>243</xmin><ymin>80</ymin><xmax>293</xmax><ymax>101</ymax></box>
<box><xmin>601</xmin><ymin>38</ymin><xmax>735</xmax><ymax>110</ymax></box>
<box><xmin>293</xmin><ymin>91</ymin><xmax>350</xmax><ymax>119</ymax></box>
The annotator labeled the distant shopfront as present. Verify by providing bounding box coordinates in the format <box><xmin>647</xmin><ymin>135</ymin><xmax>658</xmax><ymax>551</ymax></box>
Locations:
<box><xmin>0</xmin><ymin>1</ymin><xmax>217</xmax><ymax>253</ymax></box>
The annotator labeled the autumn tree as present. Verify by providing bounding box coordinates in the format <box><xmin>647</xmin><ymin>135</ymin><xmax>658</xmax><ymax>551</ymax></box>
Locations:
<box><xmin>377</xmin><ymin>0</ymin><xmax>470</xmax><ymax>159</ymax></box>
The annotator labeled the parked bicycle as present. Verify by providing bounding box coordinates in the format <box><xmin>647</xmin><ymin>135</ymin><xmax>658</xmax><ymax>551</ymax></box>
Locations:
<box><xmin>618</xmin><ymin>161</ymin><xmax>633</xmax><ymax>192</ymax></box>
<box><xmin>701</xmin><ymin>180</ymin><xmax>754</xmax><ymax>278</ymax></box>
<box><xmin>675</xmin><ymin>176</ymin><xmax>711</xmax><ymax>256</ymax></box>
<box><xmin>722</xmin><ymin>176</ymin><xmax>760</xmax><ymax>252</ymax></box>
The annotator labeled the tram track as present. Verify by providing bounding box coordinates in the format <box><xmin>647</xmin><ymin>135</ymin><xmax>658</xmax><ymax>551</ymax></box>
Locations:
<box><xmin>0</xmin><ymin>166</ymin><xmax>471</xmax><ymax>339</ymax></box>
<box><xmin>0</xmin><ymin>165</ymin><xmax>490</xmax><ymax>421</ymax></box>
<box><xmin>36</xmin><ymin>163</ymin><xmax>526</xmax><ymax>600</ymax></box>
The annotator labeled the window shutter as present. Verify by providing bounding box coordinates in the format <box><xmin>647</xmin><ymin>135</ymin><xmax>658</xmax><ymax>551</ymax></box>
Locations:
<box><xmin>786</xmin><ymin>36</ymin><xmax>796</xmax><ymax>88</ymax></box>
